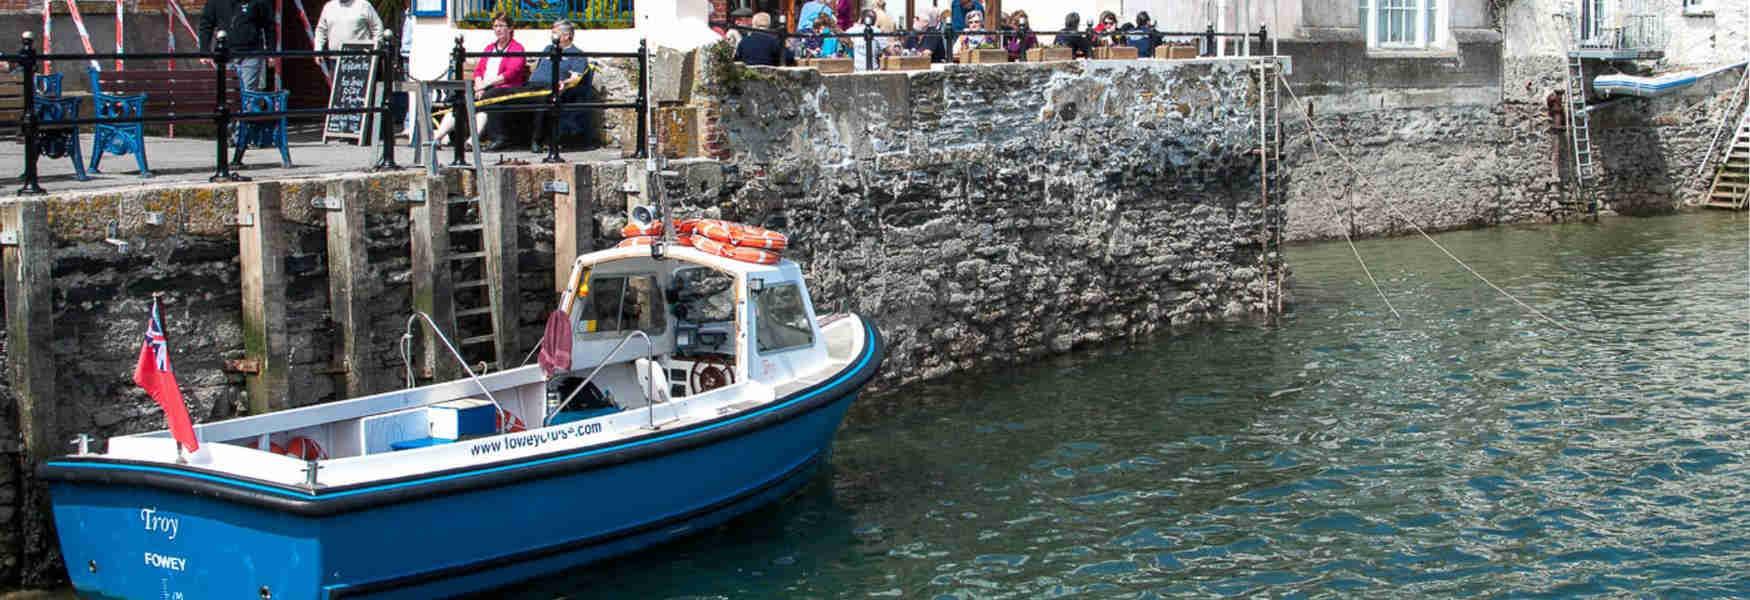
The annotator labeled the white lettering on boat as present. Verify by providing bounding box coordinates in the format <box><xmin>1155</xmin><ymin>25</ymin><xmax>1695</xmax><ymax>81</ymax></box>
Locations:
<box><xmin>144</xmin><ymin>551</ymin><xmax>187</xmax><ymax>571</ymax></box>
<box><xmin>139</xmin><ymin>507</ymin><xmax>179</xmax><ymax>541</ymax></box>
<box><xmin>469</xmin><ymin>421</ymin><xmax>604</xmax><ymax>456</ymax></box>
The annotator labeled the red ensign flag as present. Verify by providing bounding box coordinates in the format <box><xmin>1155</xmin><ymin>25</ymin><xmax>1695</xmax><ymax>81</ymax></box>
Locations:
<box><xmin>135</xmin><ymin>298</ymin><xmax>199</xmax><ymax>453</ymax></box>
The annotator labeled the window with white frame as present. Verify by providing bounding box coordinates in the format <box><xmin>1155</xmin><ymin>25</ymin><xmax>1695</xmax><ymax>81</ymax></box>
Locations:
<box><xmin>1359</xmin><ymin>0</ymin><xmax>1447</xmax><ymax>50</ymax></box>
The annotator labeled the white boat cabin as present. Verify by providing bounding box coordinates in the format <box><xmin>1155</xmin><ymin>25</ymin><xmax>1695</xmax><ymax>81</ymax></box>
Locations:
<box><xmin>94</xmin><ymin>244</ymin><xmax>869</xmax><ymax>489</ymax></box>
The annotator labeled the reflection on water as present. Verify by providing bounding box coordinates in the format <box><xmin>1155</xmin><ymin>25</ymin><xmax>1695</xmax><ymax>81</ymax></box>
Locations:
<box><xmin>507</xmin><ymin>213</ymin><xmax>1749</xmax><ymax>598</ymax></box>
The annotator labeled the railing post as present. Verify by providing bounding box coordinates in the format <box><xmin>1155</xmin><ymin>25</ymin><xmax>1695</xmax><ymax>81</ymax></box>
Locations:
<box><xmin>1204</xmin><ymin>25</ymin><xmax>1217</xmax><ymax>57</ymax></box>
<box><xmin>374</xmin><ymin>30</ymin><xmax>401</xmax><ymax>170</ymax></box>
<box><xmin>864</xmin><ymin>28</ymin><xmax>875</xmax><ymax>71</ymax></box>
<box><xmin>635</xmin><ymin>38</ymin><xmax>648</xmax><ymax>160</ymax></box>
<box><xmin>450</xmin><ymin>35</ymin><xmax>467</xmax><ymax>167</ymax></box>
<box><xmin>211</xmin><ymin>31</ymin><xmax>245</xmax><ymax>182</ymax></box>
<box><xmin>542</xmin><ymin>36</ymin><xmax>563</xmax><ymax>164</ymax></box>
<box><xmin>1257</xmin><ymin>25</ymin><xmax>1268</xmax><ymax>56</ymax></box>
<box><xmin>17</xmin><ymin>32</ymin><xmax>44</xmax><ymax>195</ymax></box>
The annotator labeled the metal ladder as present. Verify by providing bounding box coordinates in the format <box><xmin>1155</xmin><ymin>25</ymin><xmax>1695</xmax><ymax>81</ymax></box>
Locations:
<box><xmin>447</xmin><ymin>195</ymin><xmax>499</xmax><ymax>368</ymax></box>
<box><xmin>1562</xmin><ymin>53</ymin><xmax>1601</xmax><ymax>215</ymax></box>
<box><xmin>1703</xmin><ymin>108</ymin><xmax>1750</xmax><ymax>210</ymax></box>
<box><xmin>1256</xmin><ymin>61</ymin><xmax>1284</xmax><ymax>316</ymax></box>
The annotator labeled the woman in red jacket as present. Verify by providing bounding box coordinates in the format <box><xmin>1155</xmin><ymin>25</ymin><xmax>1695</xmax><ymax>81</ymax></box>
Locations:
<box><xmin>434</xmin><ymin>13</ymin><xmax>529</xmax><ymax>147</ymax></box>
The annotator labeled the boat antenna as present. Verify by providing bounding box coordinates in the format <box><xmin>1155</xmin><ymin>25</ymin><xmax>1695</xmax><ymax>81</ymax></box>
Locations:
<box><xmin>642</xmin><ymin>36</ymin><xmax>675</xmax><ymax>259</ymax></box>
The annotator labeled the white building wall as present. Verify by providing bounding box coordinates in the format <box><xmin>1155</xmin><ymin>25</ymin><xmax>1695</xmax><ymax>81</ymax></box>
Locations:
<box><xmin>1501</xmin><ymin>0</ymin><xmax>1747</xmax><ymax>66</ymax></box>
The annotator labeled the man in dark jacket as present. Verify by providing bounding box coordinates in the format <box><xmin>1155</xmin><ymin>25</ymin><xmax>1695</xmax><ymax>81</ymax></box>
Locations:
<box><xmin>199</xmin><ymin>0</ymin><xmax>274</xmax><ymax>91</ymax></box>
<box><xmin>734</xmin><ymin>12</ymin><xmax>791</xmax><ymax>67</ymax></box>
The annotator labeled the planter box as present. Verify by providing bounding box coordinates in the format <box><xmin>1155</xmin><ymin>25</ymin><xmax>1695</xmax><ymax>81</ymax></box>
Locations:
<box><xmin>1153</xmin><ymin>43</ymin><xmax>1199</xmax><ymax>59</ymax></box>
<box><xmin>881</xmin><ymin>55</ymin><xmax>932</xmax><ymax>71</ymax></box>
<box><xmin>1092</xmin><ymin>46</ymin><xmax>1139</xmax><ymax>60</ymax></box>
<box><xmin>1025</xmin><ymin>47</ymin><xmax>1075</xmax><ymax>62</ymax></box>
<box><xmin>799</xmin><ymin>57</ymin><xmax>854</xmax><ymax>74</ymax></box>
<box><xmin>956</xmin><ymin>48</ymin><xmax>1009</xmax><ymax>64</ymax></box>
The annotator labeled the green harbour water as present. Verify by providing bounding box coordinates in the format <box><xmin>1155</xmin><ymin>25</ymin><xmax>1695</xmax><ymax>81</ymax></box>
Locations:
<box><xmin>509</xmin><ymin>212</ymin><xmax>1750</xmax><ymax>598</ymax></box>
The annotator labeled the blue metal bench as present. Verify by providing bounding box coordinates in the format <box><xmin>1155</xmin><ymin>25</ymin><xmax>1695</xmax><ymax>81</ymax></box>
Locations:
<box><xmin>86</xmin><ymin>68</ymin><xmax>151</xmax><ymax>177</ymax></box>
<box><xmin>34</xmin><ymin>93</ymin><xmax>89</xmax><ymax>182</ymax></box>
<box><xmin>232</xmin><ymin>89</ymin><xmax>292</xmax><ymax>168</ymax></box>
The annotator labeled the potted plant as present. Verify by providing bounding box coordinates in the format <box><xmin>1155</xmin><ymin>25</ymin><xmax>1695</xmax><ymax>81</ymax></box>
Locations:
<box><xmin>1025</xmin><ymin>46</ymin><xmax>1074</xmax><ymax>62</ymax></box>
<box><xmin>956</xmin><ymin>40</ymin><xmax>1008</xmax><ymax>64</ymax></box>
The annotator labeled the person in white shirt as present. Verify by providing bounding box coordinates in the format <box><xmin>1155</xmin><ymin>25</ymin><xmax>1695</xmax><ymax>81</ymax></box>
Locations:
<box><xmin>844</xmin><ymin>10</ymin><xmax>888</xmax><ymax>71</ymax></box>
<box><xmin>313</xmin><ymin>0</ymin><xmax>383</xmax><ymax>52</ymax></box>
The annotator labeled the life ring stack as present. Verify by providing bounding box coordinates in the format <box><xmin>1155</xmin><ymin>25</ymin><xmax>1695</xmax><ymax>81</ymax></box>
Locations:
<box><xmin>616</xmin><ymin>219</ymin><xmax>788</xmax><ymax>266</ymax></box>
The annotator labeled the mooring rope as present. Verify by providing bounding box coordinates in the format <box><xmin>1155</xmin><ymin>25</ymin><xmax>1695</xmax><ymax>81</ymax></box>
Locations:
<box><xmin>1295</xmin><ymin>100</ymin><xmax>1403</xmax><ymax>320</ymax></box>
<box><xmin>1277</xmin><ymin>72</ymin><xmax>1577</xmax><ymax>334</ymax></box>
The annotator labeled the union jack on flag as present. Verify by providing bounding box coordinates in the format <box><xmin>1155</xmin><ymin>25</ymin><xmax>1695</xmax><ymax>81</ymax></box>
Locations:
<box><xmin>143</xmin><ymin>301</ymin><xmax>170</xmax><ymax>372</ymax></box>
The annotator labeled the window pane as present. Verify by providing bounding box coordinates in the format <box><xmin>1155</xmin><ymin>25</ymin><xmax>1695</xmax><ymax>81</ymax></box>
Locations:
<box><xmin>754</xmin><ymin>284</ymin><xmax>814</xmax><ymax>353</ymax></box>
<box><xmin>1425</xmin><ymin>0</ymin><xmax>1436</xmax><ymax>44</ymax></box>
<box><xmin>582</xmin><ymin>274</ymin><xmax>666</xmax><ymax>334</ymax></box>
<box><xmin>1359</xmin><ymin>0</ymin><xmax>1367</xmax><ymax>30</ymax></box>
<box><xmin>673</xmin><ymin>268</ymin><xmax>735</xmax><ymax>323</ymax></box>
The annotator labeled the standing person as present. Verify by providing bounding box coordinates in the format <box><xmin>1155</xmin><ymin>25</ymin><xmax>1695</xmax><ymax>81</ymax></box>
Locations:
<box><xmin>313</xmin><ymin>0</ymin><xmax>383</xmax><ymax>53</ymax></box>
<box><xmin>1056</xmin><ymin>12</ymin><xmax>1093</xmax><ymax>58</ymax></box>
<box><xmin>869</xmin><ymin>0</ymin><xmax>895</xmax><ymax>31</ymax></box>
<box><xmin>835</xmin><ymin>0</ymin><xmax>857</xmax><ymax>31</ymax></box>
<box><xmin>198</xmin><ymin>0</ymin><xmax>274</xmax><ymax>91</ymax></box>
<box><xmin>432</xmin><ymin>13</ymin><xmax>527</xmax><ymax>146</ymax></box>
<box><xmin>797</xmin><ymin>0</ymin><xmax>832</xmax><ymax>32</ymax></box>
<box><xmin>950</xmin><ymin>0</ymin><xmax>984</xmax><ymax>32</ymax></box>
<box><xmin>1004</xmin><ymin>10</ymin><xmax>1036</xmax><ymax>60</ymax></box>
<box><xmin>734</xmin><ymin>12</ymin><xmax>791</xmax><ymax>66</ymax></box>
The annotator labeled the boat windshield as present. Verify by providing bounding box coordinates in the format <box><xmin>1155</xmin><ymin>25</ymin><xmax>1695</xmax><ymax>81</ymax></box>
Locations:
<box><xmin>580</xmin><ymin>273</ymin><xmax>666</xmax><ymax>334</ymax></box>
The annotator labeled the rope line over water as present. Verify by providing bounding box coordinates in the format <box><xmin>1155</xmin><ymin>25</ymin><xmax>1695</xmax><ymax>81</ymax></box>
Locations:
<box><xmin>1276</xmin><ymin>72</ymin><xmax>1576</xmax><ymax>334</ymax></box>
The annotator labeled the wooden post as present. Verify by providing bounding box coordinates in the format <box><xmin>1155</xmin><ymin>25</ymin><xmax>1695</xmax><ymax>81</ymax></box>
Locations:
<box><xmin>553</xmin><ymin>163</ymin><xmax>596</xmax><ymax>296</ymax></box>
<box><xmin>237</xmin><ymin>182</ymin><xmax>290</xmax><ymax>413</ymax></box>
<box><xmin>481</xmin><ymin>167</ymin><xmax>520</xmax><ymax>370</ymax></box>
<box><xmin>2</xmin><ymin>201</ymin><xmax>55</xmax><ymax>466</ymax></box>
<box><xmin>409</xmin><ymin>176</ymin><xmax>460</xmax><ymax>382</ymax></box>
<box><xmin>324</xmin><ymin>177</ymin><xmax>375</xmax><ymax>397</ymax></box>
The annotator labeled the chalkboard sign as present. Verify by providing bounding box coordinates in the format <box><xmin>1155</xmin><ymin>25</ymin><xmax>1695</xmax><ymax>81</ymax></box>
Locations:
<box><xmin>323</xmin><ymin>43</ymin><xmax>378</xmax><ymax>144</ymax></box>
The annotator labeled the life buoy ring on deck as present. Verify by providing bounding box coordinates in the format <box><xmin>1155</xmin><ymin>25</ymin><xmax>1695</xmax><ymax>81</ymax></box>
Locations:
<box><xmin>693</xmin><ymin>235</ymin><xmax>781</xmax><ymax>265</ymax></box>
<box><xmin>273</xmin><ymin>436</ymin><xmax>327</xmax><ymax>460</ymax></box>
<box><xmin>696</xmin><ymin>220</ymin><xmax>789</xmax><ymax>250</ymax></box>
<box><xmin>498</xmin><ymin>409</ymin><xmax>527</xmax><ymax>433</ymax></box>
<box><xmin>620</xmin><ymin>221</ymin><xmax>665</xmax><ymax>238</ymax></box>
<box><xmin>616</xmin><ymin>235</ymin><xmax>658</xmax><ymax>248</ymax></box>
<box><xmin>676</xmin><ymin>219</ymin><xmax>702</xmax><ymax>235</ymax></box>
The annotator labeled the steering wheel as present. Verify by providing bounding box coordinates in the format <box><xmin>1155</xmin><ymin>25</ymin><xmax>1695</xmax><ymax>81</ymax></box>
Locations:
<box><xmin>689</xmin><ymin>357</ymin><xmax>735</xmax><ymax>394</ymax></box>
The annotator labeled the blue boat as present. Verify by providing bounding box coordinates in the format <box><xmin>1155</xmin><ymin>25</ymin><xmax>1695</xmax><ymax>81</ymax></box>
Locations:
<box><xmin>40</xmin><ymin>237</ymin><xmax>884</xmax><ymax>598</ymax></box>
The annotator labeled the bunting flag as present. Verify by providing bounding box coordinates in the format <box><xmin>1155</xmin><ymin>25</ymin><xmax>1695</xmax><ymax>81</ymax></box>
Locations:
<box><xmin>134</xmin><ymin>298</ymin><xmax>200</xmax><ymax>454</ymax></box>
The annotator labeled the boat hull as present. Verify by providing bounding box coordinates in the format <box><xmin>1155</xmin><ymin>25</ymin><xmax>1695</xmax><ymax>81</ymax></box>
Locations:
<box><xmin>45</xmin><ymin>323</ymin><xmax>882</xmax><ymax>599</ymax></box>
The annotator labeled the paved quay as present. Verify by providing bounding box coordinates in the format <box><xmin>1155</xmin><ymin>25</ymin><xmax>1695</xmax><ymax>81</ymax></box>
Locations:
<box><xmin>0</xmin><ymin>132</ymin><xmax>618</xmax><ymax>195</ymax></box>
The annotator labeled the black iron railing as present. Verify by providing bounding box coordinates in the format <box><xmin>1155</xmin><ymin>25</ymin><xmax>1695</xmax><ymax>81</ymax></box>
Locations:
<box><xmin>3</xmin><ymin>31</ymin><xmax>652</xmax><ymax>194</ymax></box>
<box><xmin>715</xmin><ymin>23</ymin><xmax>1270</xmax><ymax>72</ymax></box>
<box><xmin>446</xmin><ymin>37</ymin><xmax>649</xmax><ymax>166</ymax></box>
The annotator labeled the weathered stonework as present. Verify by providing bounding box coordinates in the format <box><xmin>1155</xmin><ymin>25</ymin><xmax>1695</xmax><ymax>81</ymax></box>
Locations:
<box><xmin>693</xmin><ymin>59</ymin><xmax>1286</xmax><ymax>390</ymax></box>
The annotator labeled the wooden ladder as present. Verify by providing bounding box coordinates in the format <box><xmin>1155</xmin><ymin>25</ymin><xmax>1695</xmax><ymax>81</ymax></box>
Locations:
<box><xmin>1703</xmin><ymin>109</ymin><xmax>1750</xmax><ymax>210</ymax></box>
<box><xmin>447</xmin><ymin>195</ymin><xmax>500</xmax><ymax>369</ymax></box>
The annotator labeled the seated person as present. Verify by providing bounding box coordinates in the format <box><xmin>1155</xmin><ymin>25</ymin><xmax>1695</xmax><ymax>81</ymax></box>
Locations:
<box><xmin>473</xmin><ymin>20</ymin><xmax>596</xmax><ymax>151</ymax></box>
<box><xmin>733</xmin><ymin>12</ymin><xmax>792</xmax><ymax>66</ymax></box>
<box><xmin>1127</xmin><ymin>12</ymin><xmax>1160</xmax><ymax>55</ymax></box>
<box><xmin>1055</xmin><ymin>13</ymin><xmax>1093</xmax><ymax>58</ymax></box>
<box><xmin>952</xmin><ymin>10</ymin><xmax>990</xmax><ymax>55</ymax></box>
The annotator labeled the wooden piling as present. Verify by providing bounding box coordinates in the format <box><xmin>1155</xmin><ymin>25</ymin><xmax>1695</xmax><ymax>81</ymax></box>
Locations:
<box><xmin>2</xmin><ymin>201</ymin><xmax>55</xmax><ymax>465</ymax></box>
<box><xmin>481</xmin><ymin>168</ymin><xmax>520</xmax><ymax>370</ymax></box>
<box><xmin>409</xmin><ymin>176</ymin><xmax>459</xmax><ymax>381</ymax></box>
<box><xmin>324</xmin><ymin>178</ymin><xmax>376</xmax><ymax>397</ymax></box>
<box><xmin>236</xmin><ymin>183</ymin><xmax>290</xmax><ymax>413</ymax></box>
<box><xmin>553</xmin><ymin>163</ymin><xmax>596</xmax><ymax>295</ymax></box>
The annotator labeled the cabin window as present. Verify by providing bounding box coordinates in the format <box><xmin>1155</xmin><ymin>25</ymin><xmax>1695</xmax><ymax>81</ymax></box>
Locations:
<box><xmin>581</xmin><ymin>274</ymin><xmax>666</xmax><ymax>334</ymax></box>
<box><xmin>673</xmin><ymin>268</ymin><xmax>736</xmax><ymax>323</ymax></box>
<box><xmin>753</xmin><ymin>283</ymin><xmax>814</xmax><ymax>353</ymax></box>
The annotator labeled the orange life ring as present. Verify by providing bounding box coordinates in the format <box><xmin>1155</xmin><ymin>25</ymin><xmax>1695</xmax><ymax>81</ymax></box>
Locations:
<box><xmin>693</xmin><ymin>235</ymin><xmax>782</xmax><ymax>265</ymax></box>
<box><xmin>696</xmin><ymin>220</ymin><xmax>789</xmax><ymax>251</ymax></box>
<box><xmin>620</xmin><ymin>221</ymin><xmax>665</xmax><ymax>238</ymax></box>
<box><xmin>676</xmin><ymin>219</ymin><xmax>702</xmax><ymax>235</ymax></box>
<box><xmin>676</xmin><ymin>233</ymin><xmax>696</xmax><ymax>247</ymax></box>
<box><xmin>616</xmin><ymin>235</ymin><xmax>658</xmax><ymax>248</ymax></box>
<box><xmin>274</xmin><ymin>436</ymin><xmax>326</xmax><ymax>460</ymax></box>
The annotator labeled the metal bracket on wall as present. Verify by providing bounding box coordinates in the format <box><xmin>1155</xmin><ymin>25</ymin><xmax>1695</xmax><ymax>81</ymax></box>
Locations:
<box><xmin>144</xmin><ymin>211</ymin><xmax>164</xmax><ymax>226</ymax></box>
<box><xmin>0</xmin><ymin>229</ymin><xmax>16</xmax><ymax>246</ymax></box>
<box><xmin>542</xmin><ymin>180</ymin><xmax>570</xmax><ymax>194</ymax></box>
<box><xmin>393</xmin><ymin>189</ymin><xmax>427</xmax><ymax>204</ymax></box>
<box><xmin>232</xmin><ymin>213</ymin><xmax>256</xmax><ymax>228</ymax></box>
<box><xmin>619</xmin><ymin>182</ymin><xmax>640</xmax><ymax>194</ymax></box>
<box><xmin>311</xmin><ymin>197</ymin><xmax>344</xmax><ymax>211</ymax></box>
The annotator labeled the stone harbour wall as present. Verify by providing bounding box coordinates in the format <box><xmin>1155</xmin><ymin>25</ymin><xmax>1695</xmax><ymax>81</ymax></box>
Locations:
<box><xmin>687</xmin><ymin>58</ymin><xmax>1287</xmax><ymax>390</ymax></box>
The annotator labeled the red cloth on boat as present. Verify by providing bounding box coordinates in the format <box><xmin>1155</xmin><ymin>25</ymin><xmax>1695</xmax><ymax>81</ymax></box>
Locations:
<box><xmin>538</xmin><ymin>310</ymin><xmax>573</xmax><ymax>376</ymax></box>
<box><xmin>135</xmin><ymin>298</ymin><xmax>199</xmax><ymax>453</ymax></box>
